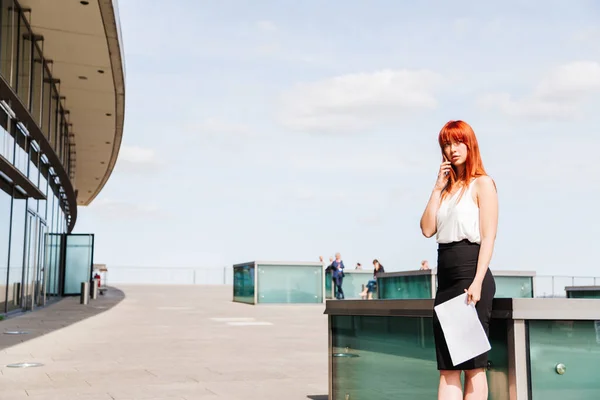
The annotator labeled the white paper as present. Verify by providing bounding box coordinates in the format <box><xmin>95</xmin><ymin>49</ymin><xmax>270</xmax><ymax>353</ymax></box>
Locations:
<box><xmin>434</xmin><ymin>292</ymin><xmax>491</xmax><ymax>366</ymax></box>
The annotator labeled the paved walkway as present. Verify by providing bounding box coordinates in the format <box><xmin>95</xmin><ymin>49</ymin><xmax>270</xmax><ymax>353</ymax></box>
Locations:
<box><xmin>0</xmin><ymin>286</ymin><xmax>328</xmax><ymax>400</ymax></box>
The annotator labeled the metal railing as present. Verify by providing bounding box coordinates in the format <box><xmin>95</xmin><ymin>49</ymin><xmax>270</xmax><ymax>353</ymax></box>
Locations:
<box><xmin>105</xmin><ymin>266</ymin><xmax>233</xmax><ymax>285</ymax></box>
<box><xmin>95</xmin><ymin>268</ymin><xmax>600</xmax><ymax>297</ymax></box>
<box><xmin>534</xmin><ymin>275</ymin><xmax>598</xmax><ymax>298</ymax></box>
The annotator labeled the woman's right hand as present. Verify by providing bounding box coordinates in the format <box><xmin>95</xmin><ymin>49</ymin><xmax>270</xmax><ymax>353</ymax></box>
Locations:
<box><xmin>434</xmin><ymin>161</ymin><xmax>452</xmax><ymax>191</ymax></box>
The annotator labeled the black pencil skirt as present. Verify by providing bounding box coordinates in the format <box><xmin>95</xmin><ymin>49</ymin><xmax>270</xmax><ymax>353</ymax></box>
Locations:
<box><xmin>432</xmin><ymin>239</ymin><xmax>496</xmax><ymax>371</ymax></box>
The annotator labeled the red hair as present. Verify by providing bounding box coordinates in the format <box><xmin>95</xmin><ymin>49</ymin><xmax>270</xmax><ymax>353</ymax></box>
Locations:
<box><xmin>438</xmin><ymin>120</ymin><xmax>487</xmax><ymax>200</ymax></box>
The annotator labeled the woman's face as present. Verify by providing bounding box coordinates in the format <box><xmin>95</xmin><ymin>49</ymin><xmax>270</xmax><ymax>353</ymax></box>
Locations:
<box><xmin>335</xmin><ymin>253</ymin><xmax>341</xmax><ymax>261</ymax></box>
<box><xmin>442</xmin><ymin>139</ymin><xmax>468</xmax><ymax>167</ymax></box>
<box><xmin>373</xmin><ymin>261</ymin><xmax>379</xmax><ymax>269</ymax></box>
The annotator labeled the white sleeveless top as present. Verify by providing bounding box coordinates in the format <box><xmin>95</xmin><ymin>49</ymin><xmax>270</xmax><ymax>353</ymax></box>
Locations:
<box><xmin>436</xmin><ymin>178</ymin><xmax>480</xmax><ymax>244</ymax></box>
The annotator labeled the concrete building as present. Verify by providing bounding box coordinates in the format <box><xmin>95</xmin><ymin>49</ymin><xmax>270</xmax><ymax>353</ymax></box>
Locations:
<box><xmin>0</xmin><ymin>0</ymin><xmax>125</xmax><ymax>314</ymax></box>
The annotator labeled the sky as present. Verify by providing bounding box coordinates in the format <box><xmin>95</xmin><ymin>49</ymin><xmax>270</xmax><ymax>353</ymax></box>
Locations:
<box><xmin>75</xmin><ymin>0</ymin><xmax>600</xmax><ymax>278</ymax></box>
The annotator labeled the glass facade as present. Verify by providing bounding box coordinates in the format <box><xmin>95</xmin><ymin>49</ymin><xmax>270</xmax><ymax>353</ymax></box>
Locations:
<box><xmin>257</xmin><ymin>264</ymin><xmax>323</xmax><ymax>304</ymax></box>
<box><xmin>0</xmin><ymin>0</ymin><xmax>74</xmax><ymax>314</ymax></box>
<box><xmin>331</xmin><ymin>315</ymin><xmax>509</xmax><ymax>400</ymax></box>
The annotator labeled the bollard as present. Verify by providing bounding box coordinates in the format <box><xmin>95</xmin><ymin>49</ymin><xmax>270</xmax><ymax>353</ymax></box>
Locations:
<box><xmin>80</xmin><ymin>282</ymin><xmax>89</xmax><ymax>305</ymax></box>
<box><xmin>13</xmin><ymin>282</ymin><xmax>21</xmax><ymax>306</ymax></box>
<box><xmin>91</xmin><ymin>279</ymin><xmax>98</xmax><ymax>300</ymax></box>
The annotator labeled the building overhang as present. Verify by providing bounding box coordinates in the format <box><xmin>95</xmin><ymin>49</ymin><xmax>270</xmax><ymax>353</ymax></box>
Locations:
<box><xmin>19</xmin><ymin>0</ymin><xmax>125</xmax><ymax>206</ymax></box>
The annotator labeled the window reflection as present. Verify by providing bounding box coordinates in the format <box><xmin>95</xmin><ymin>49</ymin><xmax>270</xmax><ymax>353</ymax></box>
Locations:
<box><xmin>17</xmin><ymin>13</ymin><xmax>32</xmax><ymax>107</ymax></box>
<box><xmin>6</xmin><ymin>193</ymin><xmax>26</xmax><ymax>312</ymax></box>
<box><xmin>41</xmin><ymin>63</ymin><xmax>52</xmax><ymax>138</ymax></box>
<box><xmin>31</xmin><ymin>46</ymin><xmax>44</xmax><ymax>125</ymax></box>
<box><xmin>0</xmin><ymin>188</ymin><xmax>11</xmax><ymax>313</ymax></box>
<box><xmin>0</xmin><ymin>1</ymin><xmax>16</xmax><ymax>87</ymax></box>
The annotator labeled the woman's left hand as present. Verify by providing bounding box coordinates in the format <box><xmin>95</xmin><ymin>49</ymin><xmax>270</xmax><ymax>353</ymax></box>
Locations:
<box><xmin>465</xmin><ymin>281</ymin><xmax>482</xmax><ymax>305</ymax></box>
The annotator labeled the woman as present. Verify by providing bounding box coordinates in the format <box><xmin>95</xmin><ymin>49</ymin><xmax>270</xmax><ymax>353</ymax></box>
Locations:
<box><xmin>419</xmin><ymin>120</ymin><xmax>498</xmax><ymax>400</ymax></box>
<box><xmin>360</xmin><ymin>259</ymin><xmax>385</xmax><ymax>300</ymax></box>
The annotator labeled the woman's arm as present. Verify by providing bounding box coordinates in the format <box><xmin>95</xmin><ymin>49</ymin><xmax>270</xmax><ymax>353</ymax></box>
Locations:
<box><xmin>466</xmin><ymin>176</ymin><xmax>498</xmax><ymax>303</ymax></box>
<box><xmin>474</xmin><ymin>176</ymin><xmax>498</xmax><ymax>282</ymax></box>
<box><xmin>420</xmin><ymin>188</ymin><xmax>443</xmax><ymax>237</ymax></box>
<box><xmin>421</xmin><ymin>161</ymin><xmax>452</xmax><ymax>237</ymax></box>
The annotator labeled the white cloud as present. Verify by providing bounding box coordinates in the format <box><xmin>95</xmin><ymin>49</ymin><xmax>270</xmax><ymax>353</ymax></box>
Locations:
<box><xmin>571</xmin><ymin>27</ymin><xmax>600</xmax><ymax>42</ymax></box>
<box><xmin>120</xmin><ymin>145</ymin><xmax>159</xmax><ymax>164</ymax></box>
<box><xmin>256</xmin><ymin>20</ymin><xmax>278</xmax><ymax>33</ymax></box>
<box><xmin>87</xmin><ymin>199</ymin><xmax>167</xmax><ymax>219</ymax></box>
<box><xmin>535</xmin><ymin>61</ymin><xmax>600</xmax><ymax>101</ymax></box>
<box><xmin>192</xmin><ymin>118</ymin><xmax>253</xmax><ymax>137</ymax></box>
<box><xmin>116</xmin><ymin>145</ymin><xmax>162</xmax><ymax>173</ymax></box>
<box><xmin>452</xmin><ymin>18</ymin><xmax>470</xmax><ymax>35</ymax></box>
<box><xmin>279</xmin><ymin>69</ymin><xmax>444</xmax><ymax>133</ymax></box>
<box><xmin>478</xmin><ymin>61</ymin><xmax>600</xmax><ymax>119</ymax></box>
<box><xmin>285</xmin><ymin>151</ymin><xmax>424</xmax><ymax>175</ymax></box>
<box><xmin>356</xmin><ymin>215</ymin><xmax>383</xmax><ymax>227</ymax></box>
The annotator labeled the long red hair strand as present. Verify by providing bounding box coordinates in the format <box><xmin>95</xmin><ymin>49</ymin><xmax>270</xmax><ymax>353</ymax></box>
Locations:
<box><xmin>438</xmin><ymin>120</ymin><xmax>487</xmax><ymax>201</ymax></box>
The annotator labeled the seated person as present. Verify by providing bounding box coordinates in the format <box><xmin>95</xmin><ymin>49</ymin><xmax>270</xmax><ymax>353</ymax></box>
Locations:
<box><xmin>360</xmin><ymin>259</ymin><xmax>385</xmax><ymax>299</ymax></box>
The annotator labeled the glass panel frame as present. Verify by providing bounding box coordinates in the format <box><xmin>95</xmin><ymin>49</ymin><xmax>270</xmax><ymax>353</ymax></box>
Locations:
<box><xmin>233</xmin><ymin>264</ymin><xmax>255</xmax><ymax>304</ymax></box>
<box><xmin>63</xmin><ymin>234</ymin><xmax>94</xmax><ymax>295</ymax></box>
<box><xmin>257</xmin><ymin>264</ymin><xmax>323</xmax><ymax>304</ymax></box>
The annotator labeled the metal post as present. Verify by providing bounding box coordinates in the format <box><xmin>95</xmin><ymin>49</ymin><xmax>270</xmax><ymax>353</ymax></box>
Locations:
<box><xmin>80</xmin><ymin>282</ymin><xmax>89</xmax><ymax>305</ymax></box>
<box><xmin>328</xmin><ymin>314</ymin><xmax>333</xmax><ymax>400</ymax></box>
<box><xmin>91</xmin><ymin>279</ymin><xmax>98</xmax><ymax>300</ymax></box>
<box><xmin>13</xmin><ymin>282</ymin><xmax>21</xmax><ymax>306</ymax></box>
<box><xmin>507</xmin><ymin>319</ymin><xmax>529</xmax><ymax>400</ymax></box>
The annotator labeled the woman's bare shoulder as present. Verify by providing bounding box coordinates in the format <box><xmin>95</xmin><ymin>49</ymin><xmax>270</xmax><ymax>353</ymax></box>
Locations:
<box><xmin>475</xmin><ymin>175</ymin><xmax>497</xmax><ymax>193</ymax></box>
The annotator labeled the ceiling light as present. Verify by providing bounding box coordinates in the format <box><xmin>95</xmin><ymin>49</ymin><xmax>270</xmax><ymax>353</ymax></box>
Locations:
<box><xmin>78</xmin><ymin>76</ymin><xmax>88</xmax><ymax>80</ymax></box>
<box><xmin>80</xmin><ymin>1</ymin><xmax>89</xmax><ymax>5</ymax></box>
<box><xmin>98</xmin><ymin>69</ymin><xmax>104</xmax><ymax>74</ymax></box>
<box><xmin>100</xmin><ymin>161</ymin><xmax>105</xmax><ymax>164</ymax></box>
<box><xmin>105</xmin><ymin>141</ymin><xmax>111</xmax><ymax>144</ymax></box>
<box><xmin>105</xmin><ymin>113</ymin><xmax>112</xmax><ymax>116</ymax></box>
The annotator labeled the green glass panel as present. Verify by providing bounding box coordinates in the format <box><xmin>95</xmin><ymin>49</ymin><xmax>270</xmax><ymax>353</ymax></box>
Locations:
<box><xmin>331</xmin><ymin>315</ymin><xmax>509</xmax><ymax>399</ymax></box>
<box><xmin>494</xmin><ymin>276</ymin><xmax>534</xmax><ymax>298</ymax></box>
<box><xmin>340</xmin><ymin>271</ymin><xmax>374</xmax><ymax>300</ymax></box>
<box><xmin>326</xmin><ymin>271</ymin><xmax>333</xmax><ymax>299</ymax></box>
<box><xmin>377</xmin><ymin>275</ymin><xmax>432</xmax><ymax>299</ymax></box>
<box><xmin>64</xmin><ymin>235</ymin><xmax>93</xmax><ymax>295</ymax></box>
<box><xmin>257</xmin><ymin>265</ymin><xmax>322</xmax><ymax>304</ymax></box>
<box><xmin>233</xmin><ymin>265</ymin><xmax>255</xmax><ymax>304</ymax></box>
<box><xmin>567</xmin><ymin>290</ymin><xmax>600</xmax><ymax>299</ymax></box>
<box><xmin>529</xmin><ymin>320</ymin><xmax>600</xmax><ymax>400</ymax></box>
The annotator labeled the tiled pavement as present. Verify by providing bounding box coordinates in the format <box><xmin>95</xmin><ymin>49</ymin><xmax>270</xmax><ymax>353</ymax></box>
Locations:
<box><xmin>0</xmin><ymin>285</ymin><xmax>328</xmax><ymax>400</ymax></box>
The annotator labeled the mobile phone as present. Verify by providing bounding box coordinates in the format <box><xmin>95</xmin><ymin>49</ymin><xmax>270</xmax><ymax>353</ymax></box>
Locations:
<box><xmin>443</xmin><ymin>155</ymin><xmax>450</xmax><ymax>175</ymax></box>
